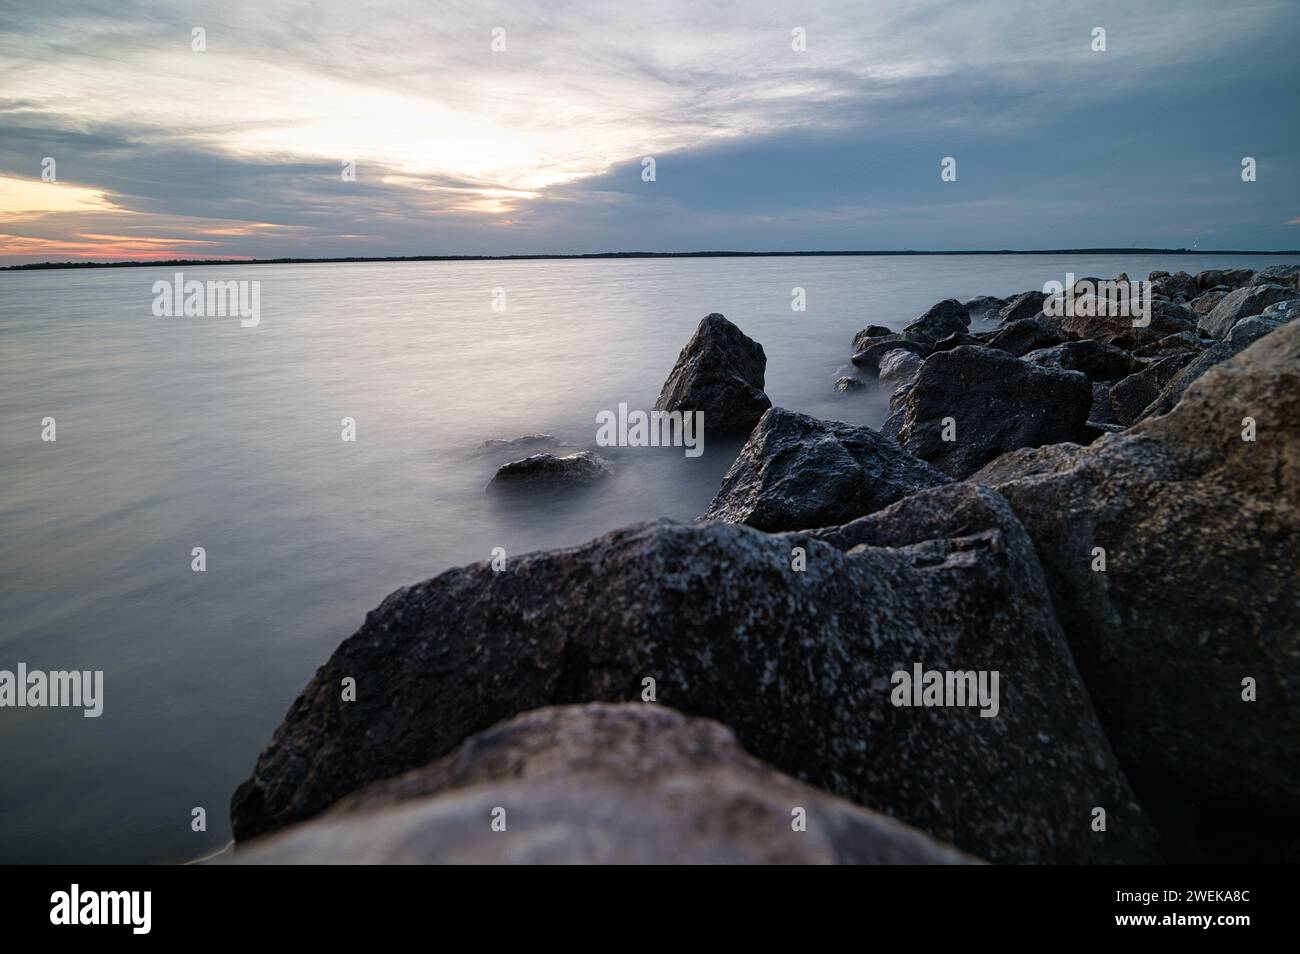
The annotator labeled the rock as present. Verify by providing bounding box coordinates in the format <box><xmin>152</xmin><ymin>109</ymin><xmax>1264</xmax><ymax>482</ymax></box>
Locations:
<box><xmin>1058</xmin><ymin>298</ymin><xmax>1197</xmax><ymax>349</ymax></box>
<box><xmin>971</xmin><ymin>320</ymin><xmax>1300</xmax><ymax>816</ymax></box>
<box><xmin>700</xmin><ymin>407</ymin><xmax>948</xmax><ymax>531</ymax></box>
<box><xmin>895</xmin><ymin>346</ymin><xmax>1093</xmax><ymax>478</ymax></box>
<box><xmin>230</xmin><ymin>504</ymin><xmax>1156</xmax><ymax>863</ymax></box>
<box><xmin>995</xmin><ymin>290</ymin><xmax>1049</xmax><ymax>325</ymax></box>
<box><xmin>482</xmin><ymin>434</ymin><xmax>561</xmax><ymax>450</ymax></box>
<box><xmin>654</xmin><ymin>313</ymin><xmax>771</xmax><ymax>434</ymax></box>
<box><xmin>1088</xmin><ymin>382</ymin><xmax>1118</xmax><ymax>426</ymax></box>
<box><xmin>1262</xmin><ymin>298</ymin><xmax>1300</xmax><ymax>323</ymax></box>
<box><xmin>1190</xmin><ymin>288</ymin><xmax>1230</xmax><ymax>316</ymax></box>
<box><xmin>834</xmin><ymin>376</ymin><xmax>865</xmax><ymax>393</ymax></box>
<box><xmin>900</xmin><ymin>299</ymin><xmax>970</xmax><ymax>343</ymax></box>
<box><xmin>1195</xmin><ymin>268</ymin><xmax>1254</xmax><ymax>291</ymax></box>
<box><xmin>225</xmin><ymin>703</ymin><xmax>978</xmax><ymax>865</ymax></box>
<box><xmin>877</xmin><ymin>349</ymin><xmax>925</xmax><ymax>390</ymax></box>
<box><xmin>986</xmin><ymin>313</ymin><xmax>1065</xmax><ymax>356</ymax></box>
<box><xmin>1132</xmin><ymin>331</ymin><xmax>1206</xmax><ymax>358</ymax></box>
<box><xmin>932</xmin><ymin>332</ymin><xmax>981</xmax><ymax>352</ymax></box>
<box><xmin>1251</xmin><ymin>264</ymin><xmax>1300</xmax><ymax>291</ymax></box>
<box><xmin>1197</xmin><ymin>284</ymin><xmax>1298</xmax><ymax>339</ymax></box>
<box><xmin>850</xmin><ymin>334</ymin><xmax>931</xmax><ymax>371</ymax></box>
<box><xmin>1021</xmin><ymin>340</ymin><xmax>1141</xmax><ymax>381</ymax></box>
<box><xmin>851</xmin><ymin>325</ymin><xmax>894</xmax><ymax>350</ymax></box>
<box><xmin>1106</xmin><ymin>354</ymin><xmax>1198</xmax><ymax>425</ymax></box>
<box><xmin>1137</xmin><ymin>316</ymin><xmax>1284</xmax><ymax>421</ymax></box>
<box><xmin>487</xmin><ymin>451</ymin><xmax>610</xmax><ymax>491</ymax></box>
<box><xmin>1151</xmin><ymin>271</ymin><xmax>1198</xmax><ymax>301</ymax></box>
<box><xmin>962</xmin><ymin>295</ymin><xmax>1006</xmax><ymax>320</ymax></box>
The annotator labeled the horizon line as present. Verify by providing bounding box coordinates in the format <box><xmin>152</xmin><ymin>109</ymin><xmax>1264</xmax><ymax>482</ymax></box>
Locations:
<box><xmin>5</xmin><ymin>247</ymin><xmax>1300</xmax><ymax>272</ymax></box>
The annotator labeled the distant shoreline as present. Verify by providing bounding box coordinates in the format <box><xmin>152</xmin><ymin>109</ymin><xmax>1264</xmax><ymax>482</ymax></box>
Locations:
<box><xmin>4</xmin><ymin>248</ymin><xmax>1300</xmax><ymax>272</ymax></box>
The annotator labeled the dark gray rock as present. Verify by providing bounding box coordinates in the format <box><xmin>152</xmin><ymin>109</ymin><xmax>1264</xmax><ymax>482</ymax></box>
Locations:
<box><xmin>1151</xmin><ymin>271</ymin><xmax>1198</xmax><ymax>301</ymax></box>
<box><xmin>1132</xmin><ymin>331</ymin><xmax>1206</xmax><ymax>358</ymax></box>
<box><xmin>972</xmin><ymin>319</ymin><xmax>1300</xmax><ymax>816</ymax></box>
<box><xmin>700</xmin><ymin>407</ymin><xmax>948</xmax><ymax>531</ymax></box>
<box><xmin>482</xmin><ymin>434</ymin><xmax>562</xmax><ymax>451</ymax></box>
<box><xmin>1057</xmin><ymin>298</ymin><xmax>1197</xmax><ymax>349</ymax></box>
<box><xmin>986</xmin><ymin>313</ymin><xmax>1065</xmax><ymax>356</ymax></box>
<box><xmin>1137</xmin><ymin>315</ymin><xmax>1284</xmax><ymax>421</ymax></box>
<box><xmin>1106</xmin><ymin>354</ymin><xmax>1198</xmax><ymax>425</ymax></box>
<box><xmin>1089</xmin><ymin>382</ymin><xmax>1118</xmax><ymax>426</ymax></box>
<box><xmin>1195</xmin><ymin>268</ymin><xmax>1254</xmax><ymax>291</ymax></box>
<box><xmin>851</xmin><ymin>334</ymin><xmax>931</xmax><ymax>371</ymax></box>
<box><xmin>895</xmin><ymin>346</ymin><xmax>1093</xmax><ymax>478</ymax></box>
<box><xmin>1251</xmin><ymin>264</ymin><xmax>1300</xmax><ymax>291</ymax></box>
<box><xmin>878</xmin><ymin>349</ymin><xmax>925</xmax><ymax>390</ymax></box>
<box><xmin>995</xmin><ymin>290</ymin><xmax>1049</xmax><ymax>325</ymax></box>
<box><xmin>1021</xmin><ymin>340</ymin><xmax>1141</xmax><ymax>381</ymax></box>
<box><xmin>962</xmin><ymin>295</ymin><xmax>1006</xmax><ymax>320</ymax></box>
<box><xmin>1197</xmin><ymin>284</ymin><xmax>1298</xmax><ymax>339</ymax></box>
<box><xmin>901</xmin><ymin>299</ymin><xmax>970</xmax><ymax>343</ymax></box>
<box><xmin>851</xmin><ymin>325</ymin><xmax>894</xmax><ymax>350</ymax></box>
<box><xmin>230</xmin><ymin>503</ymin><xmax>1156</xmax><ymax>863</ymax></box>
<box><xmin>655</xmin><ymin>313</ymin><xmax>770</xmax><ymax>434</ymax></box>
<box><xmin>1191</xmin><ymin>288</ymin><xmax>1230</xmax><ymax>316</ymax></box>
<box><xmin>1262</xmin><ymin>298</ymin><xmax>1300</xmax><ymax>323</ymax></box>
<box><xmin>932</xmin><ymin>332</ymin><xmax>981</xmax><ymax>352</ymax></box>
<box><xmin>488</xmin><ymin>451</ymin><xmax>610</xmax><ymax>491</ymax></box>
<box><xmin>225</xmin><ymin>704</ymin><xmax>977</xmax><ymax>865</ymax></box>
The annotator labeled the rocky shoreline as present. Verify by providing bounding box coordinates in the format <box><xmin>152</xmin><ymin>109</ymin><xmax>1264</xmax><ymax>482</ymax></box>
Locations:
<box><xmin>224</xmin><ymin>265</ymin><xmax>1300</xmax><ymax>864</ymax></box>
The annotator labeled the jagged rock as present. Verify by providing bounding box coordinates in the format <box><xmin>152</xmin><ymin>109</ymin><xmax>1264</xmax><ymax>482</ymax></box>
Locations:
<box><xmin>972</xmin><ymin>320</ymin><xmax>1300</xmax><ymax>816</ymax></box>
<box><xmin>895</xmin><ymin>346</ymin><xmax>1093</xmax><ymax>478</ymax></box>
<box><xmin>700</xmin><ymin>407</ymin><xmax>948</xmax><ymax>531</ymax></box>
<box><xmin>654</xmin><ymin>313</ymin><xmax>770</xmax><ymax>434</ymax></box>
<box><xmin>851</xmin><ymin>325</ymin><xmax>894</xmax><ymax>350</ymax></box>
<box><xmin>1132</xmin><ymin>331</ymin><xmax>1206</xmax><ymax>358</ymax></box>
<box><xmin>1058</xmin><ymin>298</ymin><xmax>1197</xmax><ymax>349</ymax></box>
<box><xmin>901</xmin><ymin>299</ymin><xmax>970</xmax><ymax>343</ymax></box>
<box><xmin>962</xmin><ymin>295</ymin><xmax>1006</xmax><ymax>320</ymax></box>
<box><xmin>1251</xmin><ymin>264</ymin><xmax>1300</xmax><ymax>290</ymax></box>
<box><xmin>1191</xmin><ymin>288</ymin><xmax>1230</xmax><ymax>316</ymax></box>
<box><xmin>1107</xmin><ymin>354</ymin><xmax>1198</xmax><ymax>425</ymax></box>
<box><xmin>878</xmin><ymin>349</ymin><xmax>925</xmax><ymax>390</ymax></box>
<box><xmin>834</xmin><ymin>376</ymin><xmax>865</xmax><ymax>393</ymax></box>
<box><xmin>488</xmin><ymin>451</ymin><xmax>610</xmax><ymax>491</ymax></box>
<box><xmin>1137</xmin><ymin>316</ymin><xmax>1284</xmax><ymax>421</ymax></box>
<box><xmin>986</xmin><ymin>313</ymin><xmax>1065</xmax><ymax>356</ymax></box>
<box><xmin>1021</xmin><ymin>340</ymin><xmax>1141</xmax><ymax>381</ymax></box>
<box><xmin>1197</xmin><ymin>284</ymin><xmax>1298</xmax><ymax>339</ymax></box>
<box><xmin>224</xmin><ymin>704</ymin><xmax>977</xmax><ymax>865</ymax></box>
<box><xmin>932</xmin><ymin>332</ymin><xmax>981</xmax><ymax>352</ymax></box>
<box><xmin>851</xmin><ymin>334</ymin><xmax>931</xmax><ymax>371</ymax></box>
<box><xmin>995</xmin><ymin>290</ymin><xmax>1049</xmax><ymax>325</ymax></box>
<box><xmin>230</xmin><ymin>500</ymin><xmax>1157</xmax><ymax>863</ymax></box>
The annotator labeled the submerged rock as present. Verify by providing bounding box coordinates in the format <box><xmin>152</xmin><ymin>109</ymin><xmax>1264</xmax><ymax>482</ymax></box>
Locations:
<box><xmin>972</xmin><ymin>319</ymin><xmax>1300</xmax><ymax>815</ymax></box>
<box><xmin>654</xmin><ymin>313</ymin><xmax>771</xmax><ymax>434</ymax></box>
<box><xmin>895</xmin><ymin>346</ymin><xmax>1093</xmax><ymax>478</ymax></box>
<box><xmin>226</xmin><ymin>704</ymin><xmax>978</xmax><ymax>865</ymax></box>
<box><xmin>700</xmin><ymin>407</ymin><xmax>949</xmax><ymax>531</ymax></box>
<box><xmin>230</xmin><ymin>509</ymin><xmax>1155</xmax><ymax>863</ymax></box>
<box><xmin>488</xmin><ymin>451</ymin><xmax>610</xmax><ymax>491</ymax></box>
<box><xmin>834</xmin><ymin>375</ymin><xmax>865</xmax><ymax>393</ymax></box>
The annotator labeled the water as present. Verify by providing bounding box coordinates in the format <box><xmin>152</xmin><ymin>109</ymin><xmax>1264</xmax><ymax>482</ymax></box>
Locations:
<box><xmin>2</xmin><ymin>253</ymin><xmax>1296</xmax><ymax>862</ymax></box>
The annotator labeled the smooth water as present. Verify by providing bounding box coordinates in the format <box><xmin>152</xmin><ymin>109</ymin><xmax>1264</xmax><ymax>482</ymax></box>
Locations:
<box><xmin>2</xmin><ymin>253</ymin><xmax>1296</xmax><ymax>862</ymax></box>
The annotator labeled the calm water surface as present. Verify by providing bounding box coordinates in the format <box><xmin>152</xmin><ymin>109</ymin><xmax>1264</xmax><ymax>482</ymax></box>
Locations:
<box><xmin>2</xmin><ymin>253</ymin><xmax>1296</xmax><ymax>861</ymax></box>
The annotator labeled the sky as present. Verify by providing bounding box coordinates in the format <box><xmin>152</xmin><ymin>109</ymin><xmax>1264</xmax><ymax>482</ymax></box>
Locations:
<box><xmin>0</xmin><ymin>0</ymin><xmax>1297</xmax><ymax>264</ymax></box>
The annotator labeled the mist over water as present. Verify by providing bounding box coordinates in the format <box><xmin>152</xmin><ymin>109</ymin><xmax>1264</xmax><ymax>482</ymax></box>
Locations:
<box><xmin>1</xmin><ymin>253</ymin><xmax>1296</xmax><ymax>862</ymax></box>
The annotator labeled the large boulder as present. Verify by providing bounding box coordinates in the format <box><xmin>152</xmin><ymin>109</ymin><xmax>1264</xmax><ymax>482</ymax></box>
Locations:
<box><xmin>654</xmin><ymin>313</ymin><xmax>770</xmax><ymax>434</ymax></box>
<box><xmin>850</xmin><ymin>334</ymin><xmax>931</xmax><ymax>371</ymax></box>
<box><xmin>1250</xmin><ymin>264</ymin><xmax>1300</xmax><ymax>291</ymax></box>
<box><xmin>225</xmin><ymin>704</ymin><xmax>978</xmax><ymax>865</ymax></box>
<box><xmin>900</xmin><ymin>299</ymin><xmax>970</xmax><ymax>343</ymax></box>
<box><xmin>1197</xmin><ymin>284</ymin><xmax>1298</xmax><ymax>339</ymax></box>
<box><xmin>995</xmin><ymin>291</ymin><xmax>1049</xmax><ymax>325</ymax></box>
<box><xmin>230</xmin><ymin>506</ymin><xmax>1156</xmax><ymax>863</ymax></box>
<box><xmin>1106</xmin><ymin>354</ymin><xmax>1198</xmax><ymax>426</ymax></box>
<box><xmin>1195</xmin><ymin>268</ymin><xmax>1254</xmax><ymax>291</ymax></box>
<box><xmin>1136</xmin><ymin>315</ymin><xmax>1284</xmax><ymax>421</ymax></box>
<box><xmin>1021</xmin><ymin>340</ymin><xmax>1141</xmax><ymax>381</ymax></box>
<box><xmin>895</xmin><ymin>346</ymin><xmax>1093</xmax><ymax>478</ymax></box>
<box><xmin>1057</xmin><ymin>298</ymin><xmax>1197</xmax><ymax>349</ymax></box>
<box><xmin>487</xmin><ymin>451</ymin><xmax>610</xmax><ymax>492</ymax></box>
<box><xmin>986</xmin><ymin>313</ymin><xmax>1065</xmax><ymax>356</ymax></box>
<box><xmin>700</xmin><ymin>407</ymin><xmax>949</xmax><ymax>531</ymax></box>
<box><xmin>972</xmin><ymin>320</ymin><xmax>1300</xmax><ymax>815</ymax></box>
